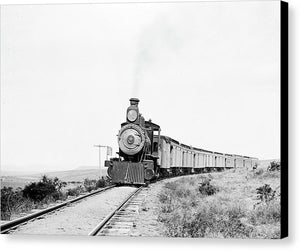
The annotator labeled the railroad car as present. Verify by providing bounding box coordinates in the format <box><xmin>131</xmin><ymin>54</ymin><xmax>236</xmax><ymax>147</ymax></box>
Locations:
<box><xmin>105</xmin><ymin>98</ymin><xmax>258</xmax><ymax>185</ymax></box>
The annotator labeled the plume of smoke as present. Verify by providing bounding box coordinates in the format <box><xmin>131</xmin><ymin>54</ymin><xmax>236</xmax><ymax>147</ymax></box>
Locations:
<box><xmin>132</xmin><ymin>16</ymin><xmax>183</xmax><ymax>97</ymax></box>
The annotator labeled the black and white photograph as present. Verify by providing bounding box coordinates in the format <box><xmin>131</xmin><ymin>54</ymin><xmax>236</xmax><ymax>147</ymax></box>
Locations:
<box><xmin>1</xmin><ymin>0</ymin><xmax>288</xmax><ymax>240</ymax></box>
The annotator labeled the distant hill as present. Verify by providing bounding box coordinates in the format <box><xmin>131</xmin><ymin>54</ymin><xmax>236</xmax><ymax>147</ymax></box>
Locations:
<box><xmin>1</xmin><ymin>159</ymin><xmax>280</xmax><ymax>190</ymax></box>
<box><xmin>1</xmin><ymin>167</ymin><xmax>108</xmax><ymax>189</ymax></box>
<box><xmin>76</xmin><ymin>166</ymin><xmax>101</xmax><ymax>170</ymax></box>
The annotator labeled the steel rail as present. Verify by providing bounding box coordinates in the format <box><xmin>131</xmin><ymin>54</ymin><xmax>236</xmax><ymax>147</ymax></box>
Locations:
<box><xmin>88</xmin><ymin>186</ymin><xmax>143</xmax><ymax>236</ymax></box>
<box><xmin>0</xmin><ymin>185</ymin><xmax>116</xmax><ymax>234</ymax></box>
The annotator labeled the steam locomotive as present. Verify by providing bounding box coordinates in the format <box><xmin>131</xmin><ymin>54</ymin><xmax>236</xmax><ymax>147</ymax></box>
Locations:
<box><xmin>105</xmin><ymin>98</ymin><xmax>258</xmax><ymax>185</ymax></box>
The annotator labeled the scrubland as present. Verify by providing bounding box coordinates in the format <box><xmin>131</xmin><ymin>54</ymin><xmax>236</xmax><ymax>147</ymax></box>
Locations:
<box><xmin>1</xmin><ymin>176</ymin><xmax>110</xmax><ymax>221</ymax></box>
<box><xmin>157</xmin><ymin>165</ymin><xmax>281</xmax><ymax>239</ymax></box>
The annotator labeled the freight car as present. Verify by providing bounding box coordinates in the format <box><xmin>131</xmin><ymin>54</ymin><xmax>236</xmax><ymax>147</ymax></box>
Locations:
<box><xmin>105</xmin><ymin>98</ymin><xmax>258</xmax><ymax>185</ymax></box>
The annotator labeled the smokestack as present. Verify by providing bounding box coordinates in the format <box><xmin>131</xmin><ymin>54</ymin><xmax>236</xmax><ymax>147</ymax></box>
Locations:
<box><xmin>130</xmin><ymin>98</ymin><xmax>140</xmax><ymax>106</ymax></box>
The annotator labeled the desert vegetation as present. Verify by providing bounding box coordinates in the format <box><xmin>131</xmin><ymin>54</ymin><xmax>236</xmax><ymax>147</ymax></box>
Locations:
<box><xmin>158</xmin><ymin>163</ymin><xmax>281</xmax><ymax>239</ymax></box>
<box><xmin>83</xmin><ymin>177</ymin><xmax>108</xmax><ymax>192</ymax></box>
<box><xmin>267</xmin><ymin>160</ymin><xmax>281</xmax><ymax>172</ymax></box>
<box><xmin>1</xmin><ymin>175</ymin><xmax>111</xmax><ymax>221</ymax></box>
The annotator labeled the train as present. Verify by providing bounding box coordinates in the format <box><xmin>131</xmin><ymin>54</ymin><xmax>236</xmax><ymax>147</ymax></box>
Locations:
<box><xmin>105</xmin><ymin>98</ymin><xmax>258</xmax><ymax>185</ymax></box>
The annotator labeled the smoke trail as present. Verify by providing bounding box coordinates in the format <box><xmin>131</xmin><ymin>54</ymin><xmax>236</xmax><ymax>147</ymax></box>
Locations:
<box><xmin>132</xmin><ymin>16</ymin><xmax>183</xmax><ymax>97</ymax></box>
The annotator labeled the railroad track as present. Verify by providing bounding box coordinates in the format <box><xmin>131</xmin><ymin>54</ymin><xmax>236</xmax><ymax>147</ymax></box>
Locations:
<box><xmin>89</xmin><ymin>186</ymin><xmax>146</xmax><ymax>236</ymax></box>
<box><xmin>0</xmin><ymin>185</ymin><xmax>116</xmax><ymax>234</ymax></box>
<box><xmin>1</xmin><ymin>177</ymin><xmax>186</xmax><ymax>236</ymax></box>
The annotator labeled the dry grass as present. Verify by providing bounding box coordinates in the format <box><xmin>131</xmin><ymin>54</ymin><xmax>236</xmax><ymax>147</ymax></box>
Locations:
<box><xmin>158</xmin><ymin>167</ymin><xmax>281</xmax><ymax>239</ymax></box>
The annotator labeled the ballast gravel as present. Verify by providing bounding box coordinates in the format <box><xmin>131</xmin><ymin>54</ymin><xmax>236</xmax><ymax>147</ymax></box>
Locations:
<box><xmin>10</xmin><ymin>186</ymin><xmax>137</xmax><ymax>236</ymax></box>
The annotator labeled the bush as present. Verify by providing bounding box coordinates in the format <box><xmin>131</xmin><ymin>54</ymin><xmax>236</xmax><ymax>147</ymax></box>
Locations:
<box><xmin>1</xmin><ymin>176</ymin><xmax>70</xmax><ymax>220</ymax></box>
<box><xmin>83</xmin><ymin>176</ymin><xmax>111</xmax><ymax>192</ymax></box>
<box><xmin>1</xmin><ymin>186</ymin><xmax>33</xmax><ymax>220</ymax></box>
<box><xmin>66</xmin><ymin>186</ymin><xmax>84</xmax><ymax>197</ymax></box>
<box><xmin>23</xmin><ymin>175</ymin><xmax>65</xmax><ymax>202</ymax></box>
<box><xmin>256</xmin><ymin>184</ymin><xmax>276</xmax><ymax>203</ymax></box>
<box><xmin>251</xmin><ymin>184</ymin><xmax>280</xmax><ymax>227</ymax></box>
<box><xmin>83</xmin><ymin>178</ymin><xmax>97</xmax><ymax>192</ymax></box>
<box><xmin>267</xmin><ymin>161</ymin><xmax>280</xmax><ymax>171</ymax></box>
<box><xmin>254</xmin><ymin>168</ymin><xmax>264</xmax><ymax>176</ymax></box>
<box><xmin>198</xmin><ymin>178</ymin><xmax>218</xmax><ymax>196</ymax></box>
<box><xmin>252</xmin><ymin>163</ymin><xmax>258</xmax><ymax>170</ymax></box>
<box><xmin>96</xmin><ymin>177</ymin><xmax>107</xmax><ymax>188</ymax></box>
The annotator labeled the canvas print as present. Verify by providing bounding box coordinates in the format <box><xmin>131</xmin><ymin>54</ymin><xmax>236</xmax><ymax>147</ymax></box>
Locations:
<box><xmin>0</xmin><ymin>1</ymin><xmax>288</xmax><ymax>238</ymax></box>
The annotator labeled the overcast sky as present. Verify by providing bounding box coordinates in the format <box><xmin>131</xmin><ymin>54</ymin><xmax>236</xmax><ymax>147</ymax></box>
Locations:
<box><xmin>1</xmin><ymin>1</ymin><xmax>280</xmax><ymax>172</ymax></box>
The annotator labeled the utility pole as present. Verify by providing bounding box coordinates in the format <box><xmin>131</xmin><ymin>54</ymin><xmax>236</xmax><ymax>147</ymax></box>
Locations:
<box><xmin>94</xmin><ymin>145</ymin><xmax>112</xmax><ymax>178</ymax></box>
<box><xmin>94</xmin><ymin>145</ymin><xmax>105</xmax><ymax>178</ymax></box>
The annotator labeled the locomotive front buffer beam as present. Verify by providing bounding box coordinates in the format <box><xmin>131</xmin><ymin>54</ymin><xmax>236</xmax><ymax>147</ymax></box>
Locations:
<box><xmin>105</xmin><ymin>159</ymin><xmax>156</xmax><ymax>185</ymax></box>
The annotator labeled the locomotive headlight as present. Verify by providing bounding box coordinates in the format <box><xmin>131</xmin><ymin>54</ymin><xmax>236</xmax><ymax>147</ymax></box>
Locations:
<box><xmin>127</xmin><ymin>109</ymin><xmax>138</xmax><ymax>122</ymax></box>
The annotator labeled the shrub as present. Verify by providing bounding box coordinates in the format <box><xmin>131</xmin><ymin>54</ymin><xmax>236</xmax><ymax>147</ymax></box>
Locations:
<box><xmin>252</xmin><ymin>163</ymin><xmax>258</xmax><ymax>170</ymax></box>
<box><xmin>83</xmin><ymin>178</ymin><xmax>97</xmax><ymax>192</ymax></box>
<box><xmin>267</xmin><ymin>161</ymin><xmax>280</xmax><ymax>172</ymax></box>
<box><xmin>66</xmin><ymin>186</ymin><xmax>84</xmax><ymax>197</ymax></box>
<box><xmin>1</xmin><ymin>176</ymin><xmax>68</xmax><ymax>220</ymax></box>
<box><xmin>23</xmin><ymin>175</ymin><xmax>65</xmax><ymax>202</ymax></box>
<box><xmin>198</xmin><ymin>178</ymin><xmax>218</xmax><ymax>196</ymax></box>
<box><xmin>1</xmin><ymin>186</ymin><xmax>33</xmax><ymax>220</ymax></box>
<box><xmin>1</xmin><ymin>186</ymin><xmax>17</xmax><ymax>220</ymax></box>
<box><xmin>250</xmin><ymin>184</ymin><xmax>280</xmax><ymax>227</ymax></box>
<box><xmin>256</xmin><ymin>184</ymin><xmax>276</xmax><ymax>203</ymax></box>
<box><xmin>96</xmin><ymin>177</ymin><xmax>109</xmax><ymax>188</ymax></box>
<box><xmin>254</xmin><ymin>168</ymin><xmax>264</xmax><ymax>176</ymax></box>
<box><xmin>23</xmin><ymin>181</ymin><xmax>55</xmax><ymax>201</ymax></box>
